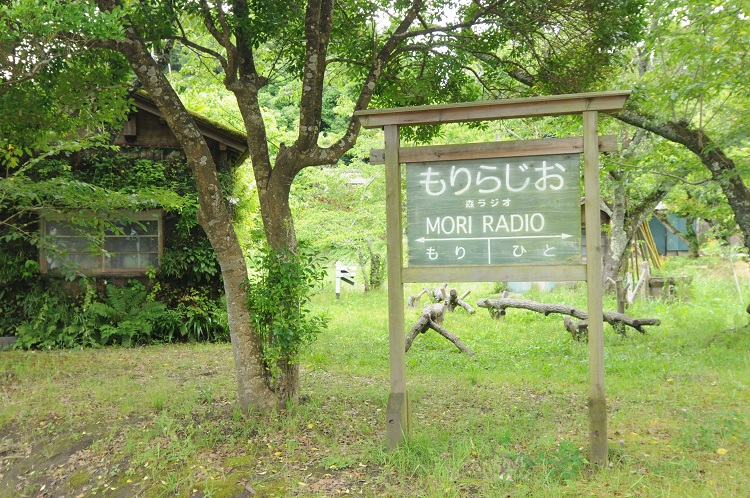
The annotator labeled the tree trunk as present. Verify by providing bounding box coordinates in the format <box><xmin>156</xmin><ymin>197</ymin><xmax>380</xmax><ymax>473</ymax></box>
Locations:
<box><xmin>602</xmin><ymin>177</ymin><xmax>628</xmax><ymax>289</ymax></box>
<box><xmin>105</xmin><ymin>28</ymin><xmax>276</xmax><ymax>412</ymax></box>
<box><xmin>684</xmin><ymin>217</ymin><xmax>700</xmax><ymax>258</ymax></box>
<box><xmin>368</xmin><ymin>248</ymin><xmax>384</xmax><ymax>291</ymax></box>
<box><xmin>357</xmin><ymin>249</ymin><xmax>371</xmax><ymax>292</ymax></box>
<box><xmin>602</xmin><ymin>169</ymin><xmax>675</xmax><ymax>289</ymax></box>
<box><xmin>256</xmin><ymin>179</ymin><xmax>304</xmax><ymax>406</ymax></box>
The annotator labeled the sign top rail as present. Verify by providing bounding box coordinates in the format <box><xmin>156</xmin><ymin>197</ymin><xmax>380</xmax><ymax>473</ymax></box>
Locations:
<box><xmin>354</xmin><ymin>91</ymin><xmax>631</xmax><ymax>129</ymax></box>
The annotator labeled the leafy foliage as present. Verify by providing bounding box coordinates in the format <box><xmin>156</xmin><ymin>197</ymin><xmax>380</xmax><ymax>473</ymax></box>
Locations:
<box><xmin>1</xmin><ymin>150</ymin><xmax>225</xmax><ymax>345</ymax></box>
<box><xmin>156</xmin><ymin>291</ymin><xmax>230</xmax><ymax>343</ymax></box>
<box><xmin>601</xmin><ymin>0</ymin><xmax>750</xmax><ymax>254</ymax></box>
<box><xmin>13</xmin><ymin>289</ymin><xmax>79</xmax><ymax>349</ymax></box>
<box><xmin>89</xmin><ymin>284</ymin><xmax>167</xmax><ymax>347</ymax></box>
<box><xmin>0</xmin><ymin>0</ymin><xmax>131</xmax><ymax>165</ymax></box>
<box><xmin>12</xmin><ymin>279</ymin><xmax>228</xmax><ymax>349</ymax></box>
<box><xmin>291</xmin><ymin>163</ymin><xmax>386</xmax><ymax>281</ymax></box>
<box><xmin>631</xmin><ymin>0</ymin><xmax>749</xmax><ymax>148</ymax></box>
<box><xmin>246</xmin><ymin>244</ymin><xmax>329</xmax><ymax>379</ymax></box>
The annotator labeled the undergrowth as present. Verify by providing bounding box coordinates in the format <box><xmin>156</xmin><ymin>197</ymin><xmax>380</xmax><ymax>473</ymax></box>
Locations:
<box><xmin>1</xmin><ymin>257</ymin><xmax>749</xmax><ymax>497</ymax></box>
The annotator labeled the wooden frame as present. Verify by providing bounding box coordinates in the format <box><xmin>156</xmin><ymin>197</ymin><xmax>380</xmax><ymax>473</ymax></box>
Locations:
<box><xmin>369</xmin><ymin>136</ymin><xmax>618</xmax><ymax>165</ymax></box>
<box><xmin>355</xmin><ymin>91</ymin><xmax>630</xmax><ymax>128</ymax></box>
<box><xmin>356</xmin><ymin>91</ymin><xmax>630</xmax><ymax>464</ymax></box>
<box><xmin>39</xmin><ymin>209</ymin><xmax>164</xmax><ymax>276</ymax></box>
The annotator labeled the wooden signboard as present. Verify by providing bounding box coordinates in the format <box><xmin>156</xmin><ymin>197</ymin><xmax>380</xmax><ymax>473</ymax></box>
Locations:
<box><xmin>355</xmin><ymin>91</ymin><xmax>631</xmax><ymax>466</ymax></box>
<box><xmin>406</xmin><ymin>154</ymin><xmax>581</xmax><ymax>266</ymax></box>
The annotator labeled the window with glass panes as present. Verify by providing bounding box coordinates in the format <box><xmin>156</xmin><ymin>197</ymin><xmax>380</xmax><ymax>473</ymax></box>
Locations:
<box><xmin>40</xmin><ymin>210</ymin><xmax>162</xmax><ymax>275</ymax></box>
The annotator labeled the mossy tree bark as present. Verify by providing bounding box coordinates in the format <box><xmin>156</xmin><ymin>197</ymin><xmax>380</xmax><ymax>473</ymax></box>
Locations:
<box><xmin>97</xmin><ymin>24</ymin><xmax>276</xmax><ymax>412</ymax></box>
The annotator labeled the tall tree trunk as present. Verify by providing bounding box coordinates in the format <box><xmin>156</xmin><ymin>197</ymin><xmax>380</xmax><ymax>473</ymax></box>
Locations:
<box><xmin>616</xmin><ymin>112</ymin><xmax>750</xmax><ymax>254</ymax></box>
<box><xmin>100</xmin><ymin>25</ymin><xmax>276</xmax><ymax>412</ymax></box>
<box><xmin>228</xmin><ymin>70</ymin><xmax>304</xmax><ymax>407</ymax></box>
<box><xmin>357</xmin><ymin>249</ymin><xmax>372</xmax><ymax>293</ymax></box>
<box><xmin>684</xmin><ymin>217</ymin><xmax>700</xmax><ymax>258</ymax></box>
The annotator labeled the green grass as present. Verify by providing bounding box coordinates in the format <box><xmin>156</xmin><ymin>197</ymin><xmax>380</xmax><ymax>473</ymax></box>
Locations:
<box><xmin>1</xmin><ymin>256</ymin><xmax>749</xmax><ymax>496</ymax></box>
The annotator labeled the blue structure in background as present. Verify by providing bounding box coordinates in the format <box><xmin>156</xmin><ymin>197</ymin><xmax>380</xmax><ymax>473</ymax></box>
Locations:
<box><xmin>649</xmin><ymin>214</ymin><xmax>691</xmax><ymax>255</ymax></box>
<box><xmin>507</xmin><ymin>211</ymin><xmax>693</xmax><ymax>292</ymax></box>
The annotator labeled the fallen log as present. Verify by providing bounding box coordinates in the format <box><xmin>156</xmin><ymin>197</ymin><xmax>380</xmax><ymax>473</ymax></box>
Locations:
<box><xmin>431</xmin><ymin>284</ymin><xmax>448</xmax><ymax>302</ymax></box>
<box><xmin>476</xmin><ymin>298</ymin><xmax>660</xmax><ymax>335</ymax></box>
<box><xmin>405</xmin><ymin>303</ymin><xmax>474</xmax><ymax>356</ymax></box>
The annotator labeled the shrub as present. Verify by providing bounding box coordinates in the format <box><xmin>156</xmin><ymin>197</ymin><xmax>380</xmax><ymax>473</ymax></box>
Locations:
<box><xmin>246</xmin><ymin>244</ymin><xmax>329</xmax><ymax>378</ymax></box>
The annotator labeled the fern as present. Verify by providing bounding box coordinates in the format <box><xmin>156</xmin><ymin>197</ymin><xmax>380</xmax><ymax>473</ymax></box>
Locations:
<box><xmin>91</xmin><ymin>284</ymin><xmax>166</xmax><ymax>346</ymax></box>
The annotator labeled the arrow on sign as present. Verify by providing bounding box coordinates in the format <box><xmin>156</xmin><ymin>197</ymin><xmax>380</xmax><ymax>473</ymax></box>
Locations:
<box><xmin>415</xmin><ymin>233</ymin><xmax>573</xmax><ymax>243</ymax></box>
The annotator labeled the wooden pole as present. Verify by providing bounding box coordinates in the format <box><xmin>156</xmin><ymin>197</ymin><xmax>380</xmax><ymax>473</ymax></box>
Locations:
<box><xmin>583</xmin><ymin>111</ymin><xmax>607</xmax><ymax>465</ymax></box>
<box><xmin>384</xmin><ymin>124</ymin><xmax>409</xmax><ymax>449</ymax></box>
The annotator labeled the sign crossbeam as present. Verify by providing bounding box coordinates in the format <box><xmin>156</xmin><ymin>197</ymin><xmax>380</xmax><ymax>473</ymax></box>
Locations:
<box><xmin>355</xmin><ymin>91</ymin><xmax>631</xmax><ymax>128</ymax></box>
<box><xmin>416</xmin><ymin>233</ymin><xmax>572</xmax><ymax>243</ymax></box>
<box><xmin>369</xmin><ymin>135</ymin><xmax>618</xmax><ymax>165</ymax></box>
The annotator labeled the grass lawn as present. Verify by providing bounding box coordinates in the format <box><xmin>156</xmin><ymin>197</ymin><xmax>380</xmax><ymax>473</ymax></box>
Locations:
<box><xmin>1</xmin><ymin>257</ymin><xmax>749</xmax><ymax>497</ymax></box>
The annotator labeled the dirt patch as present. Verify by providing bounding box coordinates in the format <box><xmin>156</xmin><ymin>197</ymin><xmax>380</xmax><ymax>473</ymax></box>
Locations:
<box><xmin>0</xmin><ymin>425</ymin><xmax>145</xmax><ymax>497</ymax></box>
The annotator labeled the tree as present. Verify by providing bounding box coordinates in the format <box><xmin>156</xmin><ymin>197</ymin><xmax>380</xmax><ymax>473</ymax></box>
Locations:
<box><xmin>614</xmin><ymin>0</ymin><xmax>750</xmax><ymax>254</ymax></box>
<box><xmin>292</xmin><ymin>163</ymin><xmax>387</xmax><ymax>291</ymax></box>
<box><xmin>503</xmin><ymin>0</ymin><xmax>749</xmax><ymax>282</ymax></box>
<box><xmin>1</xmin><ymin>0</ymin><xmax>155</xmax><ymax>288</ymax></box>
<box><xmin>0</xmin><ymin>1</ymin><xmax>131</xmax><ymax>166</ymax></box>
<box><xmin>601</xmin><ymin>0</ymin><xmax>748</xmax><ymax>282</ymax></box>
<box><xmin>53</xmin><ymin>0</ymin><xmax>645</xmax><ymax>411</ymax></box>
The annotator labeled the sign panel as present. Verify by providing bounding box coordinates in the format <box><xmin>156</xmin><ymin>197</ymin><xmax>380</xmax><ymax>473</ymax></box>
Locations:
<box><xmin>406</xmin><ymin>154</ymin><xmax>581</xmax><ymax>266</ymax></box>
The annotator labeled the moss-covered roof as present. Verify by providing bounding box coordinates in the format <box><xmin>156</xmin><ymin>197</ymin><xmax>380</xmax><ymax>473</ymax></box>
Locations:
<box><xmin>133</xmin><ymin>92</ymin><xmax>248</xmax><ymax>161</ymax></box>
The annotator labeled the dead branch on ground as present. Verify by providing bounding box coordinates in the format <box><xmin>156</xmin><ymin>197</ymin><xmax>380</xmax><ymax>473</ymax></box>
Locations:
<box><xmin>476</xmin><ymin>298</ymin><xmax>660</xmax><ymax>339</ymax></box>
<box><xmin>405</xmin><ymin>303</ymin><xmax>474</xmax><ymax>355</ymax></box>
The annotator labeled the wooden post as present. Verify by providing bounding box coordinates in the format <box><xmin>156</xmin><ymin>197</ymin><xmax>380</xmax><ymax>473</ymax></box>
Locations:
<box><xmin>583</xmin><ymin>111</ymin><xmax>607</xmax><ymax>465</ymax></box>
<box><xmin>384</xmin><ymin>124</ymin><xmax>410</xmax><ymax>449</ymax></box>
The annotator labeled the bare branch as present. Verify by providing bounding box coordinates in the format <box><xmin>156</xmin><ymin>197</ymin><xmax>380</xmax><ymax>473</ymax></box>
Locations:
<box><xmin>169</xmin><ymin>34</ymin><xmax>228</xmax><ymax>70</ymax></box>
<box><xmin>476</xmin><ymin>298</ymin><xmax>660</xmax><ymax>335</ymax></box>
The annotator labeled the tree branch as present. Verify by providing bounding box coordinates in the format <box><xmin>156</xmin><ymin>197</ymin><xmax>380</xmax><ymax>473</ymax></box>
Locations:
<box><xmin>608</xmin><ymin>160</ymin><xmax>712</xmax><ymax>186</ymax></box>
<box><xmin>322</xmin><ymin>0</ymin><xmax>425</xmax><ymax>166</ymax></box>
<box><xmin>295</xmin><ymin>0</ymin><xmax>335</xmax><ymax>151</ymax></box>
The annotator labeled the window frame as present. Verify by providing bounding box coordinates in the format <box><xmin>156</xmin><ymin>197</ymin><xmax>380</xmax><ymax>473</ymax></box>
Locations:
<box><xmin>39</xmin><ymin>209</ymin><xmax>164</xmax><ymax>276</ymax></box>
